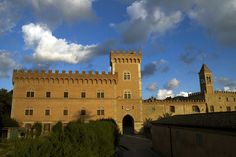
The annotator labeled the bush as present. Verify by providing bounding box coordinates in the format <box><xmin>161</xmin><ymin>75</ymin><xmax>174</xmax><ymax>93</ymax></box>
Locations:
<box><xmin>32</xmin><ymin>122</ymin><xmax>42</xmax><ymax>138</ymax></box>
<box><xmin>10</xmin><ymin>120</ymin><xmax>117</xmax><ymax>157</ymax></box>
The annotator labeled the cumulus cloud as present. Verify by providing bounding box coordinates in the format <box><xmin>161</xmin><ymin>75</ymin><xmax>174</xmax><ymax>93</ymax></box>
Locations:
<box><xmin>165</xmin><ymin>78</ymin><xmax>180</xmax><ymax>90</ymax></box>
<box><xmin>0</xmin><ymin>51</ymin><xmax>20</xmax><ymax>78</ymax></box>
<box><xmin>217</xmin><ymin>77</ymin><xmax>236</xmax><ymax>91</ymax></box>
<box><xmin>113</xmin><ymin>0</ymin><xmax>183</xmax><ymax>44</ymax></box>
<box><xmin>29</xmin><ymin>0</ymin><xmax>95</xmax><ymax>26</ymax></box>
<box><xmin>113</xmin><ymin>0</ymin><xmax>236</xmax><ymax>46</ymax></box>
<box><xmin>146</xmin><ymin>83</ymin><xmax>158</xmax><ymax>91</ymax></box>
<box><xmin>156</xmin><ymin>89</ymin><xmax>174</xmax><ymax>100</ymax></box>
<box><xmin>142</xmin><ymin>59</ymin><xmax>169</xmax><ymax>77</ymax></box>
<box><xmin>22</xmin><ymin>23</ymin><xmax>99</xmax><ymax>64</ymax></box>
<box><xmin>0</xmin><ymin>0</ymin><xmax>95</xmax><ymax>33</ymax></box>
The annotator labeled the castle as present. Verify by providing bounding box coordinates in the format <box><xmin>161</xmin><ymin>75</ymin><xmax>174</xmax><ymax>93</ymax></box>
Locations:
<box><xmin>11</xmin><ymin>51</ymin><xmax>236</xmax><ymax>134</ymax></box>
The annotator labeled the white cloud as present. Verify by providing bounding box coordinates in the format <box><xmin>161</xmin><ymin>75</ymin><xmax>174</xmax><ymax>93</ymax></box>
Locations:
<box><xmin>146</xmin><ymin>83</ymin><xmax>158</xmax><ymax>91</ymax></box>
<box><xmin>166</xmin><ymin>78</ymin><xmax>180</xmax><ymax>90</ymax></box>
<box><xmin>127</xmin><ymin>0</ymin><xmax>147</xmax><ymax>20</ymax></box>
<box><xmin>217</xmin><ymin>77</ymin><xmax>236</xmax><ymax>91</ymax></box>
<box><xmin>224</xmin><ymin>86</ymin><xmax>236</xmax><ymax>92</ymax></box>
<box><xmin>0</xmin><ymin>0</ymin><xmax>95</xmax><ymax>33</ymax></box>
<box><xmin>22</xmin><ymin>23</ymin><xmax>98</xmax><ymax>64</ymax></box>
<box><xmin>0</xmin><ymin>51</ymin><xmax>19</xmax><ymax>78</ymax></box>
<box><xmin>176</xmin><ymin>91</ymin><xmax>190</xmax><ymax>97</ymax></box>
<box><xmin>157</xmin><ymin>89</ymin><xmax>174</xmax><ymax>100</ymax></box>
<box><xmin>114</xmin><ymin>0</ymin><xmax>183</xmax><ymax>44</ymax></box>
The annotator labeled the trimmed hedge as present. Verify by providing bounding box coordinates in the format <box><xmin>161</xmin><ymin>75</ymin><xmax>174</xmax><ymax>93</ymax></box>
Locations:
<box><xmin>10</xmin><ymin>120</ymin><xmax>118</xmax><ymax>157</ymax></box>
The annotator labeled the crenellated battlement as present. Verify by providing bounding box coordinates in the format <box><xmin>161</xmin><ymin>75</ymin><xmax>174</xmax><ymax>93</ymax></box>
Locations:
<box><xmin>188</xmin><ymin>92</ymin><xmax>202</xmax><ymax>97</ymax></box>
<box><xmin>214</xmin><ymin>91</ymin><xmax>236</xmax><ymax>94</ymax></box>
<box><xmin>12</xmin><ymin>69</ymin><xmax>118</xmax><ymax>85</ymax></box>
<box><xmin>110</xmin><ymin>50</ymin><xmax>142</xmax><ymax>64</ymax></box>
<box><xmin>143</xmin><ymin>99</ymin><xmax>205</xmax><ymax>104</ymax></box>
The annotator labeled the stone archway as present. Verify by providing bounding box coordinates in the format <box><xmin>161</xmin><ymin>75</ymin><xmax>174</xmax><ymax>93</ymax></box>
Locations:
<box><xmin>122</xmin><ymin>115</ymin><xmax>134</xmax><ymax>134</ymax></box>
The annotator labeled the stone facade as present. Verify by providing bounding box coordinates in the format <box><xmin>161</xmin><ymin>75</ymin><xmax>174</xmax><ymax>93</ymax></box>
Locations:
<box><xmin>11</xmin><ymin>51</ymin><xmax>236</xmax><ymax>133</ymax></box>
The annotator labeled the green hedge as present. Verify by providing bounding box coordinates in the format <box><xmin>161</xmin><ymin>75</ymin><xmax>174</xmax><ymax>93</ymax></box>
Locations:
<box><xmin>10</xmin><ymin>120</ymin><xmax>118</xmax><ymax>157</ymax></box>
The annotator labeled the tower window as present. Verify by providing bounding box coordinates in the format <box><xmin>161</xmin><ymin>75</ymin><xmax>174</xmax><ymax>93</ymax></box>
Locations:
<box><xmin>81</xmin><ymin>92</ymin><xmax>86</xmax><ymax>98</ymax></box>
<box><xmin>226</xmin><ymin>97</ymin><xmax>229</xmax><ymax>101</ymax></box>
<box><xmin>45</xmin><ymin>109</ymin><xmax>50</xmax><ymax>116</ymax></box>
<box><xmin>97</xmin><ymin>91</ymin><xmax>104</xmax><ymax>98</ymax></box>
<box><xmin>124</xmin><ymin>90</ymin><xmax>131</xmax><ymax>99</ymax></box>
<box><xmin>80</xmin><ymin>109</ymin><xmax>86</xmax><ymax>115</ymax></box>
<box><xmin>64</xmin><ymin>92</ymin><xmax>68</xmax><ymax>98</ymax></box>
<box><xmin>124</xmin><ymin>72</ymin><xmax>131</xmax><ymax>80</ymax></box>
<box><xmin>46</xmin><ymin>92</ymin><xmax>51</xmax><ymax>98</ymax></box>
<box><xmin>26</xmin><ymin>91</ymin><xmax>34</xmax><ymax>97</ymax></box>
<box><xmin>206</xmin><ymin>76</ymin><xmax>211</xmax><ymax>84</ymax></box>
<box><xmin>170</xmin><ymin>106</ymin><xmax>175</xmax><ymax>113</ymax></box>
<box><xmin>63</xmin><ymin>109</ymin><xmax>68</xmax><ymax>115</ymax></box>
<box><xmin>226</xmin><ymin>106</ymin><xmax>231</xmax><ymax>112</ymax></box>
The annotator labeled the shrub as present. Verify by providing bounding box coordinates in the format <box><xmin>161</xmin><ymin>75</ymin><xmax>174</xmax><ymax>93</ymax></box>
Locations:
<box><xmin>10</xmin><ymin>119</ymin><xmax>117</xmax><ymax>157</ymax></box>
<box><xmin>32</xmin><ymin>122</ymin><xmax>42</xmax><ymax>137</ymax></box>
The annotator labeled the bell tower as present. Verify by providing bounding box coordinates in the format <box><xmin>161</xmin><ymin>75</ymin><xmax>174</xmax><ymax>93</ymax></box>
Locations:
<box><xmin>199</xmin><ymin>64</ymin><xmax>214</xmax><ymax>94</ymax></box>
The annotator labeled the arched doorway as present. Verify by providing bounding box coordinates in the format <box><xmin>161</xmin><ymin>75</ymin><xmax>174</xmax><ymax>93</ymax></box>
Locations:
<box><xmin>122</xmin><ymin>115</ymin><xmax>134</xmax><ymax>134</ymax></box>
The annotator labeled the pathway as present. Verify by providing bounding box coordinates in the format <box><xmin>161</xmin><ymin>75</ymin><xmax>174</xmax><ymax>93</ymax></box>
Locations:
<box><xmin>117</xmin><ymin>135</ymin><xmax>161</xmax><ymax>157</ymax></box>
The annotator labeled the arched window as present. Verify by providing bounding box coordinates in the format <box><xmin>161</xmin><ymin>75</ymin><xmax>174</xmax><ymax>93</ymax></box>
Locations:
<box><xmin>124</xmin><ymin>71</ymin><xmax>131</xmax><ymax>80</ymax></box>
<box><xmin>124</xmin><ymin>90</ymin><xmax>131</xmax><ymax>99</ymax></box>
<box><xmin>192</xmin><ymin>105</ymin><xmax>200</xmax><ymax>113</ymax></box>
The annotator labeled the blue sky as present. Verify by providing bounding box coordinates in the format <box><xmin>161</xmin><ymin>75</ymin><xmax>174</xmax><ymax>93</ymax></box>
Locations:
<box><xmin>0</xmin><ymin>0</ymin><xmax>236</xmax><ymax>99</ymax></box>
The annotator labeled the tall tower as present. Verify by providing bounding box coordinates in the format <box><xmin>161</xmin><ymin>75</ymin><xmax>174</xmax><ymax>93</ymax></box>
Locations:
<box><xmin>199</xmin><ymin>64</ymin><xmax>214</xmax><ymax>94</ymax></box>
<box><xmin>110</xmin><ymin>50</ymin><xmax>142</xmax><ymax>99</ymax></box>
<box><xmin>110</xmin><ymin>50</ymin><xmax>143</xmax><ymax>133</ymax></box>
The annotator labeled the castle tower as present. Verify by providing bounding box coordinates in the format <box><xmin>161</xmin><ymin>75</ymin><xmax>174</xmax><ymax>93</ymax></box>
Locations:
<box><xmin>199</xmin><ymin>64</ymin><xmax>214</xmax><ymax>94</ymax></box>
<box><xmin>110</xmin><ymin>50</ymin><xmax>143</xmax><ymax>133</ymax></box>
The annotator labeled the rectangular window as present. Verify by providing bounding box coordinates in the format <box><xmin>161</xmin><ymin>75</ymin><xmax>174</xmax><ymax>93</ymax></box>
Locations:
<box><xmin>101</xmin><ymin>92</ymin><xmax>104</xmax><ymax>98</ymax></box>
<box><xmin>64</xmin><ymin>92</ymin><xmax>68</xmax><ymax>98</ymax></box>
<box><xmin>45</xmin><ymin>109</ymin><xmax>50</xmax><ymax>116</ymax></box>
<box><xmin>226</xmin><ymin>106</ymin><xmax>231</xmax><ymax>112</ymax></box>
<box><xmin>81</xmin><ymin>92</ymin><xmax>86</xmax><ymax>98</ymax></box>
<box><xmin>97</xmin><ymin>91</ymin><xmax>104</xmax><ymax>98</ymax></box>
<box><xmin>210</xmin><ymin>106</ymin><xmax>214</xmax><ymax>112</ymax></box>
<box><xmin>226</xmin><ymin>97</ymin><xmax>229</xmax><ymax>101</ymax></box>
<box><xmin>170</xmin><ymin>106</ymin><xmax>175</xmax><ymax>113</ymax></box>
<box><xmin>234</xmin><ymin>98</ymin><xmax>236</xmax><ymax>102</ymax></box>
<box><xmin>30</xmin><ymin>92</ymin><xmax>34</xmax><ymax>97</ymax></box>
<box><xmin>97</xmin><ymin>109</ymin><xmax>104</xmax><ymax>115</ymax></box>
<box><xmin>63</xmin><ymin>109</ymin><xmax>68</xmax><ymax>115</ymax></box>
<box><xmin>25</xmin><ymin>109</ymin><xmax>33</xmax><ymax>116</ymax></box>
<box><xmin>26</xmin><ymin>91</ymin><xmax>34</xmax><ymax>97</ymax></box>
<box><xmin>97</xmin><ymin>110</ymin><xmax>100</xmax><ymax>115</ymax></box>
<box><xmin>26</xmin><ymin>92</ymin><xmax>30</xmax><ymax>97</ymax></box>
<box><xmin>80</xmin><ymin>109</ymin><xmax>86</xmax><ymax>115</ymax></box>
<box><xmin>101</xmin><ymin>110</ymin><xmax>104</xmax><ymax>115</ymax></box>
<box><xmin>25</xmin><ymin>109</ymin><xmax>29</xmax><ymax>115</ymax></box>
<box><xmin>46</xmin><ymin>92</ymin><xmax>51</xmax><ymax>98</ymax></box>
<box><xmin>29</xmin><ymin>109</ymin><xmax>33</xmax><ymax>115</ymax></box>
